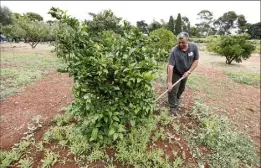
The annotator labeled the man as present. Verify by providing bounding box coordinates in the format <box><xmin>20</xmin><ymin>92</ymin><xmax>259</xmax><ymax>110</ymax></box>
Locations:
<box><xmin>167</xmin><ymin>32</ymin><xmax>199</xmax><ymax>116</ymax></box>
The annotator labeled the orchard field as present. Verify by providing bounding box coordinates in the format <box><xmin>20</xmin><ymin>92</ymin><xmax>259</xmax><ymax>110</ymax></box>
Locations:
<box><xmin>0</xmin><ymin>41</ymin><xmax>260</xmax><ymax>168</ymax></box>
<box><xmin>0</xmin><ymin>7</ymin><xmax>260</xmax><ymax>168</ymax></box>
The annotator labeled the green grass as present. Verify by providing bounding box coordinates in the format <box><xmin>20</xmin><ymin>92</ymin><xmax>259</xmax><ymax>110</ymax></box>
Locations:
<box><xmin>226</xmin><ymin>71</ymin><xmax>260</xmax><ymax>88</ymax></box>
<box><xmin>1</xmin><ymin>52</ymin><xmax>64</xmax><ymax>69</ymax></box>
<box><xmin>0</xmin><ymin>51</ymin><xmax>65</xmax><ymax>99</ymax></box>
<box><xmin>186</xmin><ymin>72</ymin><xmax>210</xmax><ymax>91</ymax></box>
<box><xmin>186</xmin><ymin>100</ymin><xmax>259</xmax><ymax>167</ymax></box>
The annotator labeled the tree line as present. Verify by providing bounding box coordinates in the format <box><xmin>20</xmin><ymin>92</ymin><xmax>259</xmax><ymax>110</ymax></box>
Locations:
<box><xmin>136</xmin><ymin>10</ymin><xmax>260</xmax><ymax>38</ymax></box>
<box><xmin>0</xmin><ymin>6</ymin><xmax>260</xmax><ymax>49</ymax></box>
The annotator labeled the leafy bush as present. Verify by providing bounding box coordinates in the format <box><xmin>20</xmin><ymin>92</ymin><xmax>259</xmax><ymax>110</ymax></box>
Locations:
<box><xmin>49</xmin><ymin>7</ymin><xmax>164</xmax><ymax>145</ymax></box>
<box><xmin>206</xmin><ymin>34</ymin><xmax>256</xmax><ymax>64</ymax></box>
<box><xmin>206</xmin><ymin>35</ymin><xmax>220</xmax><ymax>52</ymax></box>
<box><xmin>149</xmin><ymin>28</ymin><xmax>176</xmax><ymax>61</ymax></box>
<box><xmin>248</xmin><ymin>40</ymin><xmax>260</xmax><ymax>53</ymax></box>
<box><xmin>189</xmin><ymin>37</ymin><xmax>207</xmax><ymax>43</ymax></box>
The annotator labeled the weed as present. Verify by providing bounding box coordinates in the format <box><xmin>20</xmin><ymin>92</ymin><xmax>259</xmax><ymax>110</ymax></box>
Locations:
<box><xmin>87</xmin><ymin>147</ymin><xmax>106</xmax><ymax>163</ymax></box>
<box><xmin>36</xmin><ymin>141</ymin><xmax>45</xmax><ymax>152</ymax></box>
<box><xmin>13</xmin><ymin>140</ymin><xmax>32</xmax><ymax>155</ymax></box>
<box><xmin>64</xmin><ymin>126</ymin><xmax>90</xmax><ymax>158</ymax></box>
<box><xmin>172</xmin><ymin>123</ymin><xmax>181</xmax><ymax>133</ymax></box>
<box><xmin>116</xmin><ymin>116</ymin><xmax>171</xmax><ymax>167</ymax></box>
<box><xmin>172</xmin><ymin>152</ymin><xmax>184</xmax><ymax>168</ymax></box>
<box><xmin>226</xmin><ymin>71</ymin><xmax>260</xmax><ymax>87</ymax></box>
<box><xmin>187</xmin><ymin>101</ymin><xmax>259</xmax><ymax>167</ymax></box>
<box><xmin>18</xmin><ymin>157</ymin><xmax>33</xmax><ymax>168</ymax></box>
<box><xmin>106</xmin><ymin>164</ymin><xmax>116</xmax><ymax>168</ymax></box>
<box><xmin>40</xmin><ymin>150</ymin><xmax>59</xmax><ymax>168</ymax></box>
<box><xmin>156</xmin><ymin>108</ymin><xmax>174</xmax><ymax>126</ymax></box>
<box><xmin>54</xmin><ymin>112</ymin><xmax>73</xmax><ymax>126</ymax></box>
<box><xmin>0</xmin><ymin>150</ymin><xmax>21</xmax><ymax>167</ymax></box>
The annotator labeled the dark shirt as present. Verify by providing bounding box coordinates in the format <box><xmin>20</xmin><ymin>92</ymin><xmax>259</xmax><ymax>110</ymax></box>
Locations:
<box><xmin>168</xmin><ymin>42</ymin><xmax>199</xmax><ymax>76</ymax></box>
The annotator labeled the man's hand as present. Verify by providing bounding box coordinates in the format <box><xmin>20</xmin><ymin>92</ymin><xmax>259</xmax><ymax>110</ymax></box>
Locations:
<box><xmin>183</xmin><ymin>70</ymin><xmax>191</xmax><ymax>78</ymax></box>
<box><xmin>168</xmin><ymin>82</ymin><xmax>173</xmax><ymax>92</ymax></box>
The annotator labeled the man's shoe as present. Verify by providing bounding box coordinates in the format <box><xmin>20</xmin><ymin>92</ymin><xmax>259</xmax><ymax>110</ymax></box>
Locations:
<box><xmin>171</xmin><ymin>108</ymin><xmax>178</xmax><ymax>116</ymax></box>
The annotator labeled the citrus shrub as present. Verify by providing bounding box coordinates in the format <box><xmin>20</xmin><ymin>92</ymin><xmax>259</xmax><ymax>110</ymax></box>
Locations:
<box><xmin>49</xmin><ymin>7</ymin><xmax>165</xmax><ymax>145</ymax></box>
<box><xmin>149</xmin><ymin>28</ymin><xmax>176</xmax><ymax>61</ymax></box>
<box><xmin>206</xmin><ymin>34</ymin><xmax>255</xmax><ymax>64</ymax></box>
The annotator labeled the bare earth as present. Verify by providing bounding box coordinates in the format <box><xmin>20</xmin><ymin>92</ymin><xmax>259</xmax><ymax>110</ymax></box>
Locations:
<box><xmin>0</xmin><ymin>72</ymin><xmax>73</xmax><ymax>149</ymax></box>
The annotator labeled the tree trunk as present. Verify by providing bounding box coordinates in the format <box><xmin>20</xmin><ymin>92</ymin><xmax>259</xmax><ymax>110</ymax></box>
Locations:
<box><xmin>29</xmin><ymin>41</ymin><xmax>39</xmax><ymax>49</ymax></box>
<box><xmin>225</xmin><ymin>56</ymin><xmax>235</xmax><ymax>64</ymax></box>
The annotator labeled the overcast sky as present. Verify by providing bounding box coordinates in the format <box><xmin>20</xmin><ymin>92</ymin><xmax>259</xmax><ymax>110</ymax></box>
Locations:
<box><xmin>1</xmin><ymin>1</ymin><xmax>260</xmax><ymax>26</ymax></box>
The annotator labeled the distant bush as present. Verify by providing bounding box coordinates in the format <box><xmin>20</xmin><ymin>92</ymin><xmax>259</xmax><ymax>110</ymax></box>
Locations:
<box><xmin>149</xmin><ymin>28</ymin><xmax>176</xmax><ymax>61</ymax></box>
<box><xmin>206</xmin><ymin>34</ymin><xmax>255</xmax><ymax>64</ymax></box>
<box><xmin>248</xmin><ymin>40</ymin><xmax>260</xmax><ymax>53</ymax></box>
<box><xmin>189</xmin><ymin>37</ymin><xmax>207</xmax><ymax>43</ymax></box>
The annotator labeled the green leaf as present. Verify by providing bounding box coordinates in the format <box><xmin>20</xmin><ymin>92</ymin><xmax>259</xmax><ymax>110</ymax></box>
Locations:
<box><xmin>118</xmin><ymin>133</ymin><xmax>123</xmax><ymax>140</ymax></box>
<box><xmin>109</xmin><ymin>111</ymin><xmax>112</xmax><ymax>118</ymax></box>
<box><xmin>85</xmin><ymin>103</ymin><xmax>90</xmax><ymax>110</ymax></box>
<box><xmin>129</xmin><ymin>48</ymin><xmax>135</xmax><ymax>55</ymax></box>
<box><xmin>118</xmin><ymin>127</ymin><xmax>126</xmax><ymax>133</ymax></box>
<box><xmin>123</xmin><ymin>68</ymin><xmax>129</xmax><ymax>72</ymax></box>
<box><xmin>112</xmin><ymin>116</ymin><xmax>119</xmax><ymax>122</ymax></box>
<box><xmin>90</xmin><ymin>128</ymin><xmax>98</xmax><ymax>141</ymax></box>
<box><xmin>114</xmin><ymin>86</ymin><xmax>120</xmax><ymax>90</ymax></box>
<box><xmin>103</xmin><ymin>69</ymin><xmax>108</xmax><ymax>73</ymax></box>
<box><xmin>130</xmin><ymin>120</ymin><xmax>135</xmax><ymax>126</ymax></box>
<box><xmin>137</xmin><ymin>78</ymin><xmax>142</xmax><ymax>83</ymax></box>
<box><xmin>113</xmin><ymin>112</ymin><xmax>120</xmax><ymax>116</ymax></box>
<box><xmin>108</xmin><ymin>128</ymin><xmax>115</xmax><ymax>136</ymax></box>
<box><xmin>127</xmin><ymin>81</ymin><xmax>131</xmax><ymax>87</ymax></box>
<box><xmin>96</xmin><ymin>122</ymin><xmax>102</xmax><ymax>127</ymax></box>
<box><xmin>113</xmin><ymin>133</ymin><xmax>118</xmax><ymax>141</ymax></box>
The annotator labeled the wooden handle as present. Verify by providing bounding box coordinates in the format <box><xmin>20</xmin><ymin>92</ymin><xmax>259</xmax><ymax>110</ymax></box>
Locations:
<box><xmin>155</xmin><ymin>76</ymin><xmax>185</xmax><ymax>102</ymax></box>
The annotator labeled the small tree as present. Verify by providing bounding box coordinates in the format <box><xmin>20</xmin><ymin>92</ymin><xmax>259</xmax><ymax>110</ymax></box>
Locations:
<box><xmin>0</xmin><ymin>6</ymin><xmax>13</xmax><ymax>26</ymax></box>
<box><xmin>49</xmin><ymin>7</ymin><xmax>165</xmax><ymax>145</ymax></box>
<box><xmin>247</xmin><ymin>22</ymin><xmax>261</xmax><ymax>39</ymax></box>
<box><xmin>149</xmin><ymin>28</ymin><xmax>176</xmax><ymax>61</ymax></box>
<box><xmin>136</xmin><ymin>20</ymin><xmax>149</xmax><ymax>34</ymax></box>
<box><xmin>167</xmin><ymin>16</ymin><xmax>175</xmax><ymax>34</ymax></box>
<box><xmin>24</xmin><ymin>12</ymin><xmax>43</xmax><ymax>21</ymax></box>
<box><xmin>84</xmin><ymin>9</ymin><xmax>122</xmax><ymax>35</ymax></box>
<box><xmin>175</xmin><ymin>13</ymin><xmax>182</xmax><ymax>35</ymax></box>
<box><xmin>206</xmin><ymin>34</ymin><xmax>255</xmax><ymax>64</ymax></box>
<box><xmin>1</xmin><ymin>23</ymin><xmax>26</xmax><ymax>42</ymax></box>
<box><xmin>17</xmin><ymin>17</ymin><xmax>50</xmax><ymax>48</ymax></box>
<box><xmin>196</xmin><ymin>10</ymin><xmax>214</xmax><ymax>36</ymax></box>
<box><xmin>148</xmin><ymin>20</ymin><xmax>162</xmax><ymax>32</ymax></box>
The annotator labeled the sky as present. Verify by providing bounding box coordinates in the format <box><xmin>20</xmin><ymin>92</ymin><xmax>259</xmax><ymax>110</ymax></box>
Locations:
<box><xmin>1</xmin><ymin>1</ymin><xmax>260</xmax><ymax>26</ymax></box>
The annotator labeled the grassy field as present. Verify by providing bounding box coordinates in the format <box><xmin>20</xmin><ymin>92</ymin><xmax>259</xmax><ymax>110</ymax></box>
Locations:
<box><xmin>0</xmin><ymin>43</ymin><xmax>65</xmax><ymax>99</ymax></box>
<box><xmin>226</xmin><ymin>71</ymin><xmax>260</xmax><ymax>88</ymax></box>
